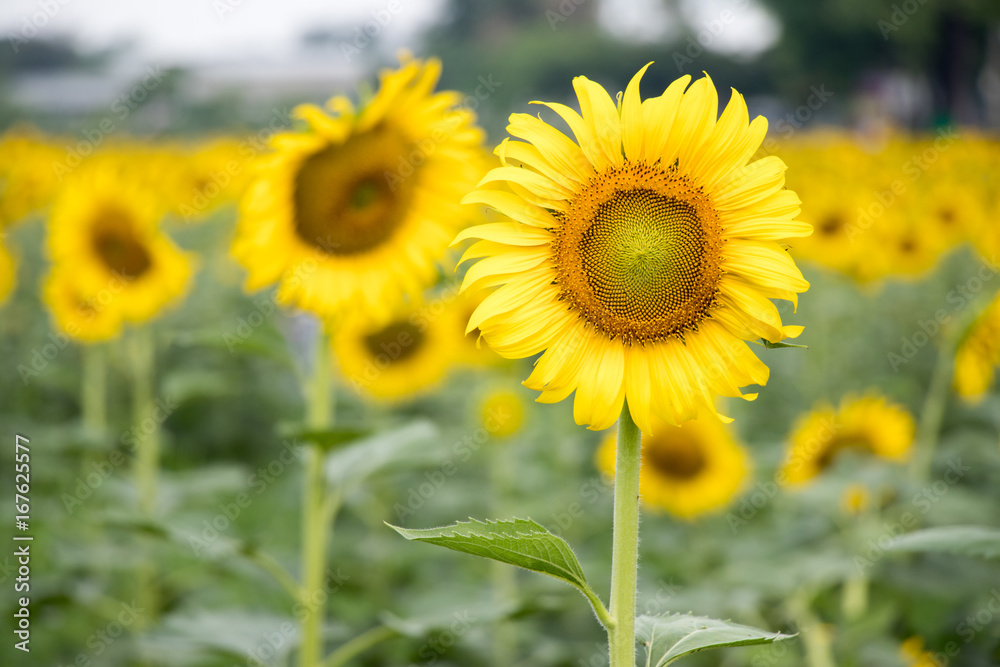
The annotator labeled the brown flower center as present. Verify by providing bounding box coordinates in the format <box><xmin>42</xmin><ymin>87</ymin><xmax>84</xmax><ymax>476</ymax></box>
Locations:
<box><xmin>552</xmin><ymin>162</ymin><xmax>724</xmax><ymax>342</ymax></box>
<box><xmin>644</xmin><ymin>429</ymin><xmax>708</xmax><ymax>480</ymax></box>
<box><xmin>90</xmin><ymin>208</ymin><xmax>152</xmax><ymax>279</ymax></box>
<box><xmin>292</xmin><ymin>127</ymin><xmax>418</xmax><ymax>255</ymax></box>
<box><xmin>363</xmin><ymin>320</ymin><xmax>425</xmax><ymax>364</ymax></box>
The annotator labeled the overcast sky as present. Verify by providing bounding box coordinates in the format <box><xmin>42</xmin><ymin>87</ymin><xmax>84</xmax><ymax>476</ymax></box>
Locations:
<box><xmin>0</xmin><ymin>0</ymin><xmax>447</xmax><ymax>64</ymax></box>
<box><xmin>0</xmin><ymin>0</ymin><xmax>778</xmax><ymax>65</ymax></box>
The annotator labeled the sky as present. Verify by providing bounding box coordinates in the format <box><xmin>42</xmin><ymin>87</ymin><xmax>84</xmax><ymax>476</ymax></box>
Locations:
<box><xmin>0</xmin><ymin>0</ymin><xmax>779</xmax><ymax>66</ymax></box>
<box><xmin>0</xmin><ymin>0</ymin><xmax>447</xmax><ymax>64</ymax></box>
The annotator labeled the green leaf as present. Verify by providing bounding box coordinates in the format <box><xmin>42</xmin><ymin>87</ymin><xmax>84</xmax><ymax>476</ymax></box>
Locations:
<box><xmin>387</xmin><ymin>518</ymin><xmax>611</xmax><ymax>626</ymax></box>
<box><xmin>758</xmin><ymin>338</ymin><xmax>808</xmax><ymax>349</ymax></box>
<box><xmin>636</xmin><ymin>614</ymin><xmax>794</xmax><ymax>666</ymax></box>
<box><xmin>324</xmin><ymin>420</ymin><xmax>439</xmax><ymax>489</ymax></box>
<box><xmin>889</xmin><ymin>526</ymin><xmax>1000</xmax><ymax>560</ymax></box>
<box><xmin>286</xmin><ymin>426</ymin><xmax>371</xmax><ymax>452</ymax></box>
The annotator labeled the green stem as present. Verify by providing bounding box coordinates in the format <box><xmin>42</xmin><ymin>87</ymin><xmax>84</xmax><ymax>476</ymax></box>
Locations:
<box><xmin>130</xmin><ymin>329</ymin><xmax>159</xmax><ymax>515</ymax></box>
<box><xmin>607</xmin><ymin>402</ymin><xmax>642</xmax><ymax>667</ymax></box>
<box><xmin>322</xmin><ymin>626</ymin><xmax>396</xmax><ymax>667</ymax></box>
<box><xmin>129</xmin><ymin>327</ymin><xmax>159</xmax><ymax>630</ymax></box>
<box><xmin>490</xmin><ymin>444</ymin><xmax>517</xmax><ymax>667</ymax></box>
<box><xmin>299</xmin><ymin>329</ymin><xmax>334</xmax><ymax>667</ymax></box>
<box><xmin>248</xmin><ymin>549</ymin><xmax>303</xmax><ymax>602</ymax></box>
<box><xmin>789</xmin><ymin>590</ymin><xmax>836</xmax><ymax>667</ymax></box>
<box><xmin>81</xmin><ymin>343</ymin><xmax>107</xmax><ymax>435</ymax></box>
<box><xmin>909</xmin><ymin>327</ymin><xmax>958</xmax><ymax>482</ymax></box>
<box><xmin>840</xmin><ymin>574</ymin><xmax>868</xmax><ymax>621</ymax></box>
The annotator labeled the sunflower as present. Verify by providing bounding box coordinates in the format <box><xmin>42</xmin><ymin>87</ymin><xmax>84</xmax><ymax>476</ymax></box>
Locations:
<box><xmin>780</xmin><ymin>394</ymin><xmax>915</xmax><ymax>486</ymax></box>
<box><xmin>455</xmin><ymin>65</ymin><xmax>810</xmax><ymax>432</ymax></box>
<box><xmin>0</xmin><ymin>239</ymin><xmax>15</xmax><ymax>305</ymax></box>
<box><xmin>0</xmin><ymin>131</ymin><xmax>60</xmax><ymax>228</ymax></box>
<box><xmin>43</xmin><ymin>268</ymin><xmax>123</xmax><ymax>342</ymax></box>
<box><xmin>47</xmin><ymin>165</ymin><xmax>193</xmax><ymax>324</ymax></box>
<box><xmin>479</xmin><ymin>389</ymin><xmax>526</xmax><ymax>439</ymax></box>
<box><xmin>596</xmin><ymin>414</ymin><xmax>750</xmax><ymax>519</ymax></box>
<box><xmin>953</xmin><ymin>290</ymin><xmax>1000</xmax><ymax>402</ymax></box>
<box><xmin>899</xmin><ymin>637</ymin><xmax>939</xmax><ymax>667</ymax></box>
<box><xmin>333</xmin><ymin>300</ymin><xmax>462</xmax><ymax>400</ymax></box>
<box><xmin>232</xmin><ymin>56</ymin><xmax>487</xmax><ymax>322</ymax></box>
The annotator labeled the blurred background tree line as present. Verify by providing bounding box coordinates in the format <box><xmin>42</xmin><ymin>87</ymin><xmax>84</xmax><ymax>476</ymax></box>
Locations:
<box><xmin>2</xmin><ymin>0</ymin><xmax>1000</xmax><ymax>140</ymax></box>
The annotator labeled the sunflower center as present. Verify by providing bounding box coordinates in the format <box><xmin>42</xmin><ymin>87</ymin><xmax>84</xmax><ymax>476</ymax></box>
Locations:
<box><xmin>292</xmin><ymin>128</ymin><xmax>418</xmax><ymax>256</ymax></box>
<box><xmin>815</xmin><ymin>435</ymin><xmax>871</xmax><ymax>471</ymax></box>
<box><xmin>363</xmin><ymin>320</ymin><xmax>425</xmax><ymax>364</ymax></box>
<box><xmin>644</xmin><ymin>431</ymin><xmax>707</xmax><ymax>480</ymax></box>
<box><xmin>90</xmin><ymin>208</ymin><xmax>152</xmax><ymax>279</ymax></box>
<box><xmin>553</xmin><ymin>163</ymin><xmax>723</xmax><ymax>342</ymax></box>
<box><xmin>818</xmin><ymin>214</ymin><xmax>842</xmax><ymax>236</ymax></box>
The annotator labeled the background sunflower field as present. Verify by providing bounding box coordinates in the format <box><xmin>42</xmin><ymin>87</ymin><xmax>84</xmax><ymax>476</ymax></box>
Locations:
<box><xmin>2</xmin><ymin>1</ymin><xmax>1000</xmax><ymax>666</ymax></box>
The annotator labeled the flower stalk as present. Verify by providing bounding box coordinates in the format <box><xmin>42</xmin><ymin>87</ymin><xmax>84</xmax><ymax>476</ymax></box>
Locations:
<box><xmin>299</xmin><ymin>327</ymin><xmax>334</xmax><ymax>667</ymax></box>
<box><xmin>608</xmin><ymin>401</ymin><xmax>642</xmax><ymax>667</ymax></box>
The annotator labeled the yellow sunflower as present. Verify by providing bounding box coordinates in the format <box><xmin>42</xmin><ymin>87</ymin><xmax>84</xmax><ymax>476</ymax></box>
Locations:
<box><xmin>900</xmin><ymin>637</ymin><xmax>940</xmax><ymax>667</ymax></box>
<box><xmin>596</xmin><ymin>414</ymin><xmax>750</xmax><ymax>519</ymax></box>
<box><xmin>43</xmin><ymin>268</ymin><xmax>123</xmax><ymax>342</ymax></box>
<box><xmin>334</xmin><ymin>300</ymin><xmax>462</xmax><ymax>400</ymax></box>
<box><xmin>232</xmin><ymin>56</ymin><xmax>486</xmax><ymax>322</ymax></box>
<box><xmin>455</xmin><ymin>64</ymin><xmax>810</xmax><ymax>433</ymax></box>
<box><xmin>953</xmin><ymin>290</ymin><xmax>1000</xmax><ymax>402</ymax></box>
<box><xmin>0</xmin><ymin>130</ymin><xmax>60</xmax><ymax>228</ymax></box>
<box><xmin>47</xmin><ymin>165</ymin><xmax>193</xmax><ymax>324</ymax></box>
<box><xmin>0</xmin><ymin>239</ymin><xmax>15</xmax><ymax>305</ymax></box>
<box><xmin>780</xmin><ymin>393</ymin><xmax>915</xmax><ymax>486</ymax></box>
<box><xmin>479</xmin><ymin>389</ymin><xmax>526</xmax><ymax>439</ymax></box>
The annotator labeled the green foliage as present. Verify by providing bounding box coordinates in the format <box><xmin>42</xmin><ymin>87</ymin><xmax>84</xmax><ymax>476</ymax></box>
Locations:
<box><xmin>890</xmin><ymin>525</ymin><xmax>1000</xmax><ymax>560</ymax></box>
<box><xmin>388</xmin><ymin>518</ymin><xmax>610</xmax><ymax>624</ymax></box>
<box><xmin>636</xmin><ymin>614</ymin><xmax>794</xmax><ymax>666</ymax></box>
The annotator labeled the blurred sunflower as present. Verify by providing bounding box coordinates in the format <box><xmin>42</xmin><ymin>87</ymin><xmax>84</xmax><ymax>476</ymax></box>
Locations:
<box><xmin>596</xmin><ymin>414</ymin><xmax>750</xmax><ymax>519</ymax></box>
<box><xmin>900</xmin><ymin>637</ymin><xmax>939</xmax><ymax>667</ymax></box>
<box><xmin>43</xmin><ymin>269</ymin><xmax>123</xmax><ymax>342</ymax></box>
<box><xmin>333</xmin><ymin>301</ymin><xmax>462</xmax><ymax>400</ymax></box>
<box><xmin>780</xmin><ymin>394</ymin><xmax>915</xmax><ymax>486</ymax></box>
<box><xmin>233</xmin><ymin>56</ymin><xmax>486</xmax><ymax>321</ymax></box>
<box><xmin>0</xmin><ymin>131</ymin><xmax>60</xmax><ymax>227</ymax></box>
<box><xmin>953</xmin><ymin>290</ymin><xmax>1000</xmax><ymax>402</ymax></box>
<box><xmin>47</xmin><ymin>166</ymin><xmax>193</xmax><ymax>324</ymax></box>
<box><xmin>479</xmin><ymin>389</ymin><xmax>526</xmax><ymax>439</ymax></box>
<box><xmin>0</xmin><ymin>239</ymin><xmax>15</xmax><ymax>305</ymax></box>
<box><xmin>456</xmin><ymin>64</ymin><xmax>810</xmax><ymax>432</ymax></box>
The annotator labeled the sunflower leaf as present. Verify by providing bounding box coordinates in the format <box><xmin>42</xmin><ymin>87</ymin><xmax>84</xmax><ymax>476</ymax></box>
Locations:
<box><xmin>637</xmin><ymin>613</ymin><xmax>794</xmax><ymax>666</ymax></box>
<box><xmin>758</xmin><ymin>338</ymin><xmax>808</xmax><ymax>349</ymax></box>
<box><xmin>888</xmin><ymin>526</ymin><xmax>1000</xmax><ymax>560</ymax></box>
<box><xmin>387</xmin><ymin>518</ymin><xmax>610</xmax><ymax>625</ymax></box>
